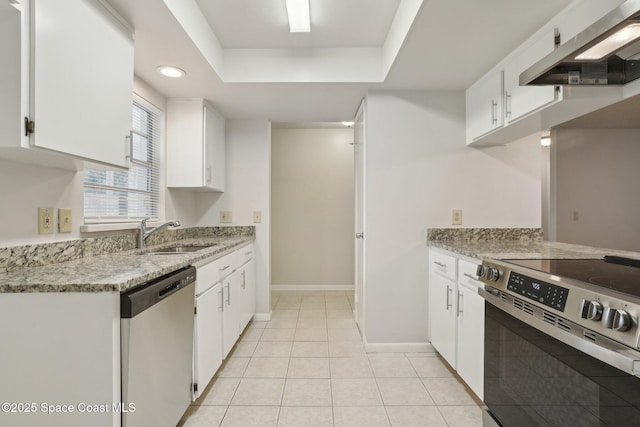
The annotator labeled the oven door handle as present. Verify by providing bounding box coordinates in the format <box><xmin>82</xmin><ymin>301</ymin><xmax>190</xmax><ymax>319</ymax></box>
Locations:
<box><xmin>478</xmin><ymin>286</ymin><xmax>640</xmax><ymax>377</ymax></box>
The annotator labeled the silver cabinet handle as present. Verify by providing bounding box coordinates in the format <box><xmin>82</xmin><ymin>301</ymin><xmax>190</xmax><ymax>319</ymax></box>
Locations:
<box><xmin>219</xmin><ymin>288</ymin><xmax>224</xmax><ymax>312</ymax></box>
<box><xmin>446</xmin><ymin>285</ymin><xmax>452</xmax><ymax>310</ymax></box>
<box><xmin>434</xmin><ymin>261</ymin><xmax>446</xmax><ymax>268</ymax></box>
<box><xmin>245</xmin><ymin>251</ymin><xmax>253</xmax><ymax>256</ymax></box>
<box><xmin>241</xmin><ymin>270</ymin><xmax>246</xmax><ymax>289</ymax></box>
<box><xmin>225</xmin><ymin>282</ymin><xmax>231</xmax><ymax>305</ymax></box>
<box><xmin>206</xmin><ymin>165</ymin><xmax>212</xmax><ymax>184</ymax></box>
<box><xmin>491</xmin><ymin>100</ymin><xmax>498</xmax><ymax>125</ymax></box>
<box><xmin>505</xmin><ymin>92</ymin><xmax>512</xmax><ymax>118</ymax></box>
<box><xmin>457</xmin><ymin>291</ymin><xmax>463</xmax><ymax>316</ymax></box>
<box><xmin>220</xmin><ymin>265</ymin><xmax>231</xmax><ymax>272</ymax></box>
<box><xmin>463</xmin><ymin>273</ymin><xmax>478</xmax><ymax>281</ymax></box>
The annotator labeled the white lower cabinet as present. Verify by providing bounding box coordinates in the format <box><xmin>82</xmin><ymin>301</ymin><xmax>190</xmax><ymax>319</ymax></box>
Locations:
<box><xmin>456</xmin><ymin>259</ymin><xmax>485</xmax><ymax>400</ymax></box>
<box><xmin>221</xmin><ymin>269</ymin><xmax>241</xmax><ymax>358</ymax></box>
<box><xmin>429</xmin><ymin>271</ymin><xmax>457</xmax><ymax>365</ymax></box>
<box><xmin>193</xmin><ymin>243</ymin><xmax>256</xmax><ymax>397</ymax></box>
<box><xmin>238</xmin><ymin>245</ymin><xmax>255</xmax><ymax>332</ymax></box>
<box><xmin>194</xmin><ymin>282</ymin><xmax>223</xmax><ymax>399</ymax></box>
<box><xmin>429</xmin><ymin>249</ymin><xmax>484</xmax><ymax>399</ymax></box>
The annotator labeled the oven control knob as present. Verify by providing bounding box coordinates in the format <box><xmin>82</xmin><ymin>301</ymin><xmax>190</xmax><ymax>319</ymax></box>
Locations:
<box><xmin>578</xmin><ymin>299</ymin><xmax>590</xmax><ymax>319</ymax></box>
<box><xmin>601</xmin><ymin>307</ymin><xmax>615</xmax><ymax>329</ymax></box>
<box><xmin>476</xmin><ymin>265</ymin><xmax>487</xmax><ymax>278</ymax></box>
<box><xmin>613</xmin><ymin>310</ymin><xmax>632</xmax><ymax>332</ymax></box>
<box><xmin>486</xmin><ymin>268</ymin><xmax>501</xmax><ymax>282</ymax></box>
<box><xmin>587</xmin><ymin>301</ymin><xmax>603</xmax><ymax>321</ymax></box>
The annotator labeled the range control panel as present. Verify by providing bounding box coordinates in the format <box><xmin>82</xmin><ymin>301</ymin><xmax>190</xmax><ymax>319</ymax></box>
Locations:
<box><xmin>507</xmin><ymin>272</ymin><xmax>569</xmax><ymax>313</ymax></box>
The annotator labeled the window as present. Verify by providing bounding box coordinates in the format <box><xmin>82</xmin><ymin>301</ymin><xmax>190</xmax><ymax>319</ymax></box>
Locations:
<box><xmin>83</xmin><ymin>96</ymin><xmax>162</xmax><ymax>223</ymax></box>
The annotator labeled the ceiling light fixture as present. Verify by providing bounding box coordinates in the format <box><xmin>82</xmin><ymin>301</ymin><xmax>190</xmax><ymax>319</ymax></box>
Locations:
<box><xmin>285</xmin><ymin>0</ymin><xmax>310</xmax><ymax>33</ymax></box>
<box><xmin>342</xmin><ymin>121</ymin><xmax>355</xmax><ymax>127</ymax></box>
<box><xmin>575</xmin><ymin>23</ymin><xmax>640</xmax><ymax>60</ymax></box>
<box><xmin>157</xmin><ymin>66</ymin><xmax>186</xmax><ymax>78</ymax></box>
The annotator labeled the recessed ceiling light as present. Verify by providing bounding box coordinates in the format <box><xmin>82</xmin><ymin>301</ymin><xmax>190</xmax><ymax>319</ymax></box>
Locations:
<box><xmin>342</xmin><ymin>121</ymin><xmax>355</xmax><ymax>127</ymax></box>
<box><xmin>157</xmin><ymin>66</ymin><xmax>186</xmax><ymax>78</ymax></box>
<box><xmin>285</xmin><ymin>0</ymin><xmax>310</xmax><ymax>33</ymax></box>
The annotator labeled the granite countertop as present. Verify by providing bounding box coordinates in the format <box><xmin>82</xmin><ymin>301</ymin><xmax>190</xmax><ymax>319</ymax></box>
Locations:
<box><xmin>426</xmin><ymin>227</ymin><xmax>640</xmax><ymax>261</ymax></box>
<box><xmin>0</xmin><ymin>236</ymin><xmax>254</xmax><ymax>293</ymax></box>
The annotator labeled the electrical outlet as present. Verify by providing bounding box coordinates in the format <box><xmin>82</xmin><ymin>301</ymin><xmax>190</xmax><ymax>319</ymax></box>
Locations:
<box><xmin>452</xmin><ymin>209</ymin><xmax>463</xmax><ymax>225</ymax></box>
<box><xmin>253</xmin><ymin>211</ymin><xmax>262</xmax><ymax>223</ymax></box>
<box><xmin>58</xmin><ymin>208</ymin><xmax>72</xmax><ymax>233</ymax></box>
<box><xmin>220</xmin><ymin>211</ymin><xmax>232</xmax><ymax>223</ymax></box>
<box><xmin>38</xmin><ymin>207</ymin><xmax>54</xmax><ymax>234</ymax></box>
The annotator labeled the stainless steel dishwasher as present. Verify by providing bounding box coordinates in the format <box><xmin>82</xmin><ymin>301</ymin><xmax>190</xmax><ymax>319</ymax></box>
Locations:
<box><xmin>120</xmin><ymin>266</ymin><xmax>196</xmax><ymax>427</ymax></box>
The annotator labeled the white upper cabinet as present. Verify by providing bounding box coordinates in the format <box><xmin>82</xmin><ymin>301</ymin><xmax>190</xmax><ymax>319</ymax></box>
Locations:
<box><xmin>166</xmin><ymin>98</ymin><xmax>226</xmax><ymax>192</ymax></box>
<box><xmin>466</xmin><ymin>70</ymin><xmax>503</xmax><ymax>143</ymax></box>
<box><xmin>0</xmin><ymin>0</ymin><xmax>134</xmax><ymax>168</ymax></box>
<box><xmin>503</xmin><ymin>30</ymin><xmax>560</xmax><ymax>124</ymax></box>
<box><xmin>466</xmin><ymin>0</ymin><xmax>628</xmax><ymax>146</ymax></box>
<box><xmin>556</xmin><ymin>0</ymin><xmax>625</xmax><ymax>45</ymax></box>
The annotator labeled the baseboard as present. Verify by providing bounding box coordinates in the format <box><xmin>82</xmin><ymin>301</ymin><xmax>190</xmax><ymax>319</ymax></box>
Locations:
<box><xmin>271</xmin><ymin>284</ymin><xmax>355</xmax><ymax>292</ymax></box>
<box><xmin>252</xmin><ymin>311</ymin><xmax>272</xmax><ymax>322</ymax></box>
<box><xmin>364</xmin><ymin>341</ymin><xmax>436</xmax><ymax>353</ymax></box>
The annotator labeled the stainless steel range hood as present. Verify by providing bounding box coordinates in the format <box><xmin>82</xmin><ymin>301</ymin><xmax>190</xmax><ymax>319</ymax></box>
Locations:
<box><xmin>521</xmin><ymin>0</ymin><xmax>640</xmax><ymax>86</ymax></box>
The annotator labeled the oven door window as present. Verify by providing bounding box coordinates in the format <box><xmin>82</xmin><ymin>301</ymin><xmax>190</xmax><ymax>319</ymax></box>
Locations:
<box><xmin>485</xmin><ymin>302</ymin><xmax>640</xmax><ymax>427</ymax></box>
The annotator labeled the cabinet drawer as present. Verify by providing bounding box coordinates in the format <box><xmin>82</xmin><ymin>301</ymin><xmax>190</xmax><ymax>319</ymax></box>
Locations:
<box><xmin>196</xmin><ymin>252</ymin><xmax>236</xmax><ymax>295</ymax></box>
<box><xmin>458</xmin><ymin>259</ymin><xmax>482</xmax><ymax>290</ymax></box>
<box><xmin>238</xmin><ymin>243</ymin><xmax>254</xmax><ymax>266</ymax></box>
<box><xmin>430</xmin><ymin>250</ymin><xmax>456</xmax><ymax>281</ymax></box>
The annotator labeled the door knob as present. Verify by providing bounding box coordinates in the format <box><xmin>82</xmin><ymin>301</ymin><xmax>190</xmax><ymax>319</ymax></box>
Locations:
<box><xmin>355</xmin><ymin>232</ymin><xmax>364</xmax><ymax>239</ymax></box>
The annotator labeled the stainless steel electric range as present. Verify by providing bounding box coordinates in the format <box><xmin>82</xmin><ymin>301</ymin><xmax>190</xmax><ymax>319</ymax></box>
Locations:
<box><xmin>477</xmin><ymin>256</ymin><xmax>640</xmax><ymax>427</ymax></box>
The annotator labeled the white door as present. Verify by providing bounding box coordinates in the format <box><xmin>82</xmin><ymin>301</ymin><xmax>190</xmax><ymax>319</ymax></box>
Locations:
<box><xmin>354</xmin><ymin>101</ymin><xmax>366</xmax><ymax>330</ymax></box>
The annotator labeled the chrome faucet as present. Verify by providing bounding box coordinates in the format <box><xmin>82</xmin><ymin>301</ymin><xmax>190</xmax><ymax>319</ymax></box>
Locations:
<box><xmin>138</xmin><ymin>218</ymin><xmax>181</xmax><ymax>249</ymax></box>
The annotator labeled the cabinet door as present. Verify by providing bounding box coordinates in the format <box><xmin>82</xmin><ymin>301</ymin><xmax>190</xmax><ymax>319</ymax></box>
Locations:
<box><xmin>466</xmin><ymin>70</ymin><xmax>503</xmax><ymax>143</ymax></box>
<box><xmin>204</xmin><ymin>105</ymin><xmax>225</xmax><ymax>191</ymax></box>
<box><xmin>239</xmin><ymin>258</ymin><xmax>255</xmax><ymax>332</ymax></box>
<box><xmin>222</xmin><ymin>270</ymin><xmax>240</xmax><ymax>358</ymax></box>
<box><xmin>556</xmin><ymin>0</ymin><xmax>624</xmax><ymax>46</ymax></box>
<box><xmin>31</xmin><ymin>0</ymin><xmax>133</xmax><ymax>167</ymax></box>
<box><xmin>504</xmin><ymin>30</ymin><xmax>558</xmax><ymax>123</ymax></box>
<box><xmin>457</xmin><ymin>281</ymin><xmax>484</xmax><ymax>400</ymax></box>
<box><xmin>429</xmin><ymin>274</ymin><xmax>457</xmax><ymax>367</ymax></box>
<box><xmin>195</xmin><ymin>283</ymin><xmax>223</xmax><ymax>398</ymax></box>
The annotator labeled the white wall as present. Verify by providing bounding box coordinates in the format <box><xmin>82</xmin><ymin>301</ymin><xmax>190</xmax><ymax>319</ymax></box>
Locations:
<box><xmin>196</xmin><ymin>119</ymin><xmax>272</xmax><ymax>317</ymax></box>
<box><xmin>271</xmin><ymin>128</ymin><xmax>354</xmax><ymax>289</ymax></box>
<box><xmin>363</xmin><ymin>91</ymin><xmax>542</xmax><ymax>345</ymax></box>
<box><xmin>0</xmin><ymin>77</ymin><xmax>199</xmax><ymax>247</ymax></box>
<box><xmin>553</xmin><ymin>128</ymin><xmax>640</xmax><ymax>252</ymax></box>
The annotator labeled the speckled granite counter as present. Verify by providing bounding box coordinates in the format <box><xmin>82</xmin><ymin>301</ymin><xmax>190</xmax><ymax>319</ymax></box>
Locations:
<box><xmin>427</xmin><ymin>227</ymin><xmax>640</xmax><ymax>261</ymax></box>
<box><xmin>0</xmin><ymin>228</ymin><xmax>254</xmax><ymax>293</ymax></box>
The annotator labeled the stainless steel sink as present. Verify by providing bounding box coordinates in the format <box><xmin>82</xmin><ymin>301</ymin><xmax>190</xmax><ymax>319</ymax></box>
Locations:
<box><xmin>145</xmin><ymin>244</ymin><xmax>216</xmax><ymax>255</ymax></box>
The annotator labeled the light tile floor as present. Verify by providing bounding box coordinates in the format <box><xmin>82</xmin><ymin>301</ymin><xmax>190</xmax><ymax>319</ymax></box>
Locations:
<box><xmin>178</xmin><ymin>291</ymin><xmax>482</xmax><ymax>427</ymax></box>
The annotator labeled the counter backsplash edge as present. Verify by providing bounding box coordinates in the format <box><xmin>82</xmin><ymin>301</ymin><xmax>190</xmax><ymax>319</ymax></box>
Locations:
<box><xmin>0</xmin><ymin>226</ymin><xmax>256</xmax><ymax>273</ymax></box>
<box><xmin>426</xmin><ymin>227</ymin><xmax>543</xmax><ymax>243</ymax></box>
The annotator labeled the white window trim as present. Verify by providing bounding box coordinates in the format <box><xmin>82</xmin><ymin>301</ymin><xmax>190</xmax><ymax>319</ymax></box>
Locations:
<box><xmin>81</xmin><ymin>93</ymin><xmax>166</xmax><ymax>232</ymax></box>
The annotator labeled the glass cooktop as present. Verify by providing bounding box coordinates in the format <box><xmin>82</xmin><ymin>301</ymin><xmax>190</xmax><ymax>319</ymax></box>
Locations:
<box><xmin>503</xmin><ymin>258</ymin><xmax>640</xmax><ymax>299</ymax></box>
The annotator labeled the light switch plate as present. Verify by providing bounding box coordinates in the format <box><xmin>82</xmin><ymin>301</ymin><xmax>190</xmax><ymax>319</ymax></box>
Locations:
<box><xmin>452</xmin><ymin>209</ymin><xmax>463</xmax><ymax>225</ymax></box>
<box><xmin>253</xmin><ymin>211</ymin><xmax>262</xmax><ymax>223</ymax></box>
<box><xmin>220</xmin><ymin>211</ymin><xmax>232</xmax><ymax>223</ymax></box>
<box><xmin>38</xmin><ymin>207</ymin><xmax>54</xmax><ymax>234</ymax></box>
<box><xmin>58</xmin><ymin>208</ymin><xmax>72</xmax><ymax>233</ymax></box>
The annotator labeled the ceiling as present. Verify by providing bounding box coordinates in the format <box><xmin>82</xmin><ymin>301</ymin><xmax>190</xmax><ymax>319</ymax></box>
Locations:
<box><xmin>107</xmin><ymin>0</ymin><xmax>574</xmax><ymax>123</ymax></box>
<box><xmin>194</xmin><ymin>0</ymin><xmax>401</xmax><ymax>49</ymax></box>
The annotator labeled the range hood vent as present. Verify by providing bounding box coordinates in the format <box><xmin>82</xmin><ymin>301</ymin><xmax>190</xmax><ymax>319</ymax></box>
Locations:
<box><xmin>521</xmin><ymin>0</ymin><xmax>640</xmax><ymax>86</ymax></box>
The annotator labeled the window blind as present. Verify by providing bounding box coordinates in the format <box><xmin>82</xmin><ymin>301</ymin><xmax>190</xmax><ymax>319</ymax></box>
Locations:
<box><xmin>83</xmin><ymin>96</ymin><xmax>162</xmax><ymax>223</ymax></box>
